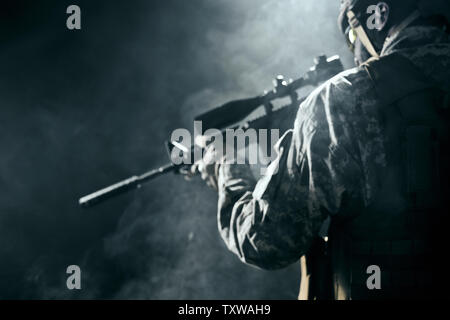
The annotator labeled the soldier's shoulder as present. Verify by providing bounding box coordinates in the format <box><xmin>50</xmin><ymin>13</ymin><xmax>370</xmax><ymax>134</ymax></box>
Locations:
<box><xmin>324</xmin><ymin>66</ymin><xmax>373</xmax><ymax>94</ymax></box>
<box><xmin>298</xmin><ymin>66</ymin><xmax>375</xmax><ymax>123</ymax></box>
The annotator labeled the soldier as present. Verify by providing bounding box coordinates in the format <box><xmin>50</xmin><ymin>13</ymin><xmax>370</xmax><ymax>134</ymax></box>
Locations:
<box><xmin>192</xmin><ymin>0</ymin><xmax>450</xmax><ymax>299</ymax></box>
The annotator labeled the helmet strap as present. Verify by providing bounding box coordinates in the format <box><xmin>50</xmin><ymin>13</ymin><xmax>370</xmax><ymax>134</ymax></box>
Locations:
<box><xmin>347</xmin><ymin>10</ymin><xmax>380</xmax><ymax>59</ymax></box>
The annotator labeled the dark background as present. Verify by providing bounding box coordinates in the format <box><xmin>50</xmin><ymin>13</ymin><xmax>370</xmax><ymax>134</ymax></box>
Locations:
<box><xmin>0</xmin><ymin>0</ymin><xmax>352</xmax><ymax>299</ymax></box>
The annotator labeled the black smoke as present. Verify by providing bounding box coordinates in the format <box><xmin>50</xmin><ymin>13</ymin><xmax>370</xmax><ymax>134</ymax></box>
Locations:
<box><xmin>0</xmin><ymin>0</ymin><xmax>352</xmax><ymax>299</ymax></box>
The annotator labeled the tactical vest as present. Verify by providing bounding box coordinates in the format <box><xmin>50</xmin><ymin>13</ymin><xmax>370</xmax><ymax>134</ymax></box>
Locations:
<box><xmin>300</xmin><ymin>53</ymin><xmax>450</xmax><ymax>300</ymax></box>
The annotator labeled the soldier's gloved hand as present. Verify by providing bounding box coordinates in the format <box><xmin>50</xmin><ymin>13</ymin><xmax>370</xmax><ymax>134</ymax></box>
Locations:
<box><xmin>182</xmin><ymin>143</ymin><xmax>222</xmax><ymax>191</ymax></box>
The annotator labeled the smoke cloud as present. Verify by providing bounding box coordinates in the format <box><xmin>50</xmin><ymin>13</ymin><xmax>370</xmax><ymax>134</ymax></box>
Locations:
<box><xmin>0</xmin><ymin>0</ymin><xmax>352</xmax><ymax>299</ymax></box>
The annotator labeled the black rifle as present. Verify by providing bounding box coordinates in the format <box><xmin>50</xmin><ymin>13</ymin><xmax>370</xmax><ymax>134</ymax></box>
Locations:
<box><xmin>79</xmin><ymin>55</ymin><xmax>344</xmax><ymax>208</ymax></box>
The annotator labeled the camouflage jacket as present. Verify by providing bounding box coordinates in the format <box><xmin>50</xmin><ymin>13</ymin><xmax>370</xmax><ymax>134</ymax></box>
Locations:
<box><xmin>214</xmin><ymin>26</ymin><xmax>450</xmax><ymax>270</ymax></box>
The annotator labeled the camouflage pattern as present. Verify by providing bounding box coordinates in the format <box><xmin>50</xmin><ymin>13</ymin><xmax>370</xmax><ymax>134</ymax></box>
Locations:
<box><xmin>206</xmin><ymin>25</ymin><xmax>450</xmax><ymax>270</ymax></box>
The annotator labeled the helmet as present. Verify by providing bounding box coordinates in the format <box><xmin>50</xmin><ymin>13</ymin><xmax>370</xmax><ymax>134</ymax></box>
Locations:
<box><xmin>339</xmin><ymin>0</ymin><xmax>450</xmax><ymax>34</ymax></box>
<box><xmin>338</xmin><ymin>0</ymin><xmax>449</xmax><ymax>60</ymax></box>
<box><xmin>417</xmin><ymin>0</ymin><xmax>450</xmax><ymax>24</ymax></box>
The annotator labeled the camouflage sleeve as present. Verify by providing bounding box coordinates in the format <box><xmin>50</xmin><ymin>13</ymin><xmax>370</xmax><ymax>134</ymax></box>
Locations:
<box><xmin>215</xmin><ymin>68</ymin><xmax>374</xmax><ymax>270</ymax></box>
<box><xmin>216</xmin><ymin>128</ymin><xmax>327</xmax><ymax>270</ymax></box>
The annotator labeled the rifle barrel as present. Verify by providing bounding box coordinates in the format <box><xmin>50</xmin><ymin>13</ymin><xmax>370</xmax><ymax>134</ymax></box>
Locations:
<box><xmin>79</xmin><ymin>163</ymin><xmax>177</xmax><ymax>208</ymax></box>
